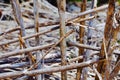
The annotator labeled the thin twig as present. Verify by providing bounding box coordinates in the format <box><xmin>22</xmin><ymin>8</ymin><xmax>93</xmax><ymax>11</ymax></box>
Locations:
<box><xmin>28</xmin><ymin>30</ymin><xmax>74</xmax><ymax>70</ymax></box>
<box><xmin>0</xmin><ymin>43</ymin><xmax>54</xmax><ymax>59</ymax></box>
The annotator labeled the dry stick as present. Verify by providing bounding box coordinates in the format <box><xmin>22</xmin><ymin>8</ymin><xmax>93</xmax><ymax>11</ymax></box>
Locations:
<box><xmin>68</xmin><ymin>4</ymin><xmax>108</xmax><ymax>22</ymax></box>
<box><xmin>45</xmin><ymin>30</ymin><xmax>74</xmax><ymax>58</ymax></box>
<box><xmin>0</xmin><ymin>26</ymin><xmax>59</xmax><ymax>46</ymax></box>
<box><xmin>0</xmin><ymin>53</ymin><xmax>95</xmax><ymax>69</ymax></box>
<box><xmin>69</xmin><ymin>56</ymin><xmax>83</xmax><ymax>63</ymax></box>
<box><xmin>0</xmin><ymin>62</ymin><xmax>29</xmax><ymax>69</ymax></box>
<box><xmin>57</xmin><ymin>0</ymin><xmax>67</xmax><ymax>80</ymax></box>
<box><xmin>0</xmin><ymin>27</ymin><xmax>20</xmax><ymax>36</ymax></box>
<box><xmin>0</xmin><ymin>5</ymin><xmax>108</xmax><ymax>37</ymax></box>
<box><xmin>77</xmin><ymin>0</ymin><xmax>87</xmax><ymax>80</ymax></box>
<box><xmin>103</xmin><ymin>37</ymin><xmax>113</xmax><ymax>80</ymax></box>
<box><xmin>0</xmin><ymin>15</ymin><xmax>94</xmax><ymax>37</ymax></box>
<box><xmin>18</xmin><ymin>35</ymin><xmax>35</xmax><ymax>63</ymax></box>
<box><xmin>108</xmin><ymin>45</ymin><xmax>120</xmax><ymax>80</ymax></box>
<box><xmin>11</xmin><ymin>0</ymin><xmax>34</xmax><ymax>64</ymax></box>
<box><xmin>0</xmin><ymin>20</ymin><xmax>97</xmax><ymax>47</ymax></box>
<box><xmin>28</xmin><ymin>30</ymin><xmax>74</xmax><ymax>70</ymax></box>
<box><xmin>0</xmin><ymin>39</ymin><xmax>119</xmax><ymax>61</ymax></box>
<box><xmin>109</xmin><ymin>60</ymin><xmax>120</xmax><ymax>79</ymax></box>
<box><xmin>95</xmin><ymin>0</ymin><xmax>116</xmax><ymax>80</ymax></box>
<box><xmin>93</xmin><ymin>65</ymin><xmax>102</xmax><ymax>80</ymax></box>
<box><xmin>0</xmin><ymin>23</ymin><xmax>101</xmax><ymax>47</ymax></box>
<box><xmin>11</xmin><ymin>0</ymin><xmax>26</xmax><ymax>37</ymax></box>
<box><xmin>85</xmin><ymin>0</ymin><xmax>97</xmax><ymax>65</ymax></box>
<box><xmin>0</xmin><ymin>38</ymin><xmax>119</xmax><ymax>61</ymax></box>
<box><xmin>33</xmin><ymin>0</ymin><xmax>42</xmax><ymax>80</ymax></box>
<box><xmin>68</xmin><ymin>41</ymin><xmax>100</xmax><ymax>51</ymax></box>
<box><xmin>106</xmin><ymin>14</ymin><xmax>120</xmax><ymax>80</ymax></box>
<box><xmin>33</xmin><ymin>0</ymin><xmax>40</xmax><ymax>47</ymax></box>
<box><xmin>83</xmin><ymin>1</ymin><xmax>98</xmax><ymax>78</ymax></box>
<box><xmin>0</xmin><ymin>21</ymin><xmax>59</xmax><ymax>36</ymax></box>
<box><xmin>71</xmin><ymin>15</ymin><xmax>95</xmax><ymax>23</ymax></box>
<box><xmin>0</xmin><ymin>58</ymin><xmax>105</xmax><ymax>79</ymax></box>
<box><xmin>112</xmin><ymin>11</ymin><xmax>120</xmax><ymax>64</ymax></box>
<box><xmin>0</xmin><ymin>52</ymin><xmax>94</xmax><ymax>69</ymax></box>
<box><xmin>0</xmin><ymin>43</ymin><xmax>54</xmax><ymax>59</ymax></box>
<box><xmin>70</xmin><ymin>22</ymin><xmax>103</xmax><ymax>33</ymax></box>
<box><xmin>68</xmin><ymin>41</ymin><xmax>120</xmax><ymax>56</ymax></box>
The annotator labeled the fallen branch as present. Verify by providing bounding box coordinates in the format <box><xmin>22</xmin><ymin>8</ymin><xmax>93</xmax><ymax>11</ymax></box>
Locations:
<box><xmin>0</xmin><ymin>62</ymin><xmax>29</xmax><ymax>69</ymax></box>
<box><xmin>0</xmin><ymin>58</ymin><xmax>104</xmax><ymax>79</ymax></box>
<box><xmin>0</xmin><ymin>26</ymin><xmax>59</xmax><ymax>46</ymax></box>
<box><xmin>68</xmin><ymin>41</ymin><xmax>101</xmax><ymax>51</ymax></box>
<box><xmin>0</xmin><ymin>43</ymin><xmax>54</xmax><ymax>59</ymax></box>
<box><xmin>68</xmin><ymin>41</ymin><xmax>120</xmax><ymax>55</ymax></box>
<box><xmin>0</xmin><ymin>5</ymin><xmax>108</xmax><ymax>36</ymax></box>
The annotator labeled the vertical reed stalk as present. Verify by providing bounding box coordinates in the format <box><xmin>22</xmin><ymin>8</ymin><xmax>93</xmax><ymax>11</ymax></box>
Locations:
<box><xmin>11</xmin><ymin>0</ymin><xmax>34</xmax><ymax>64</ymax></box>
<box><xmin>57</xmin><ymin>0</ymin><xmax>67</xmax><ymax>80</ymax></box>
<box><xmin>95</xmin><ymin>0</ymin><xmax>116</xmax><ymax>79</ymax></box>
<box><xmin>33</xmin><ymin>0</ymin><xmax>43</xmax><ymax>80</ymax></box>
<box><xmin>77</xmin><ymin>0</ymin><xmax>86</xmax><ymax>80</ymax></box>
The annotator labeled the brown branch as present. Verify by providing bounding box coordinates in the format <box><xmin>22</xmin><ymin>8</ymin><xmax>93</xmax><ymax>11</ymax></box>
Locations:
<box><xmin>18</xmin><ymin>35</ymin><xmax>35</xmax><ymax>64</ymax></box>
<box><xmin>109</xmin><ymin>60</ymin><xmax>120</xmax><ymax>79</ymax></box>
<box><xmin>68</xmin><ymin>41</ymin><xmax>120</xmax><ymax>55</ymax></box>
<box><xmin>0</xmin><ymin>5</ymin><xmax>108</xmax><ymax>36</ymax></box>
<box><xmin>33</xmin><ymin>0</ymin><xmax>42</xmax><ymax>79</ymax></box>
<box><xmin>68</xmin><ymin>41</ymin><xmax>100</xmax><ymax>51</ymax></box>
<box><xmin>0</xmin><ymin>26</ymin><xmax>59</xmax><ymax>46</ymax></box>
<box><xmin>77</xmin><ymin>1</ymin><xmax>87</xmax><ymax>79</ymax></box>
<box><xmin>95</xmin><ymin>0</ymin><xmax>116</xmax><ymax>79</ymax></box>
<box><xmin>0</xmin><ymin>43</ymin><xmax>54</xmax><ymax>59</ymax></box>
<box><xmin>68</xmin><ymin>5</ymin><xmax>108</xmax><ymax>22</ymax></box>
<box><xmin>45</xmin><ymin>30</ymin><xmax>74</xmax><ymax>58</ymax></box>
<box><xmin>57</xmin><ymin>0</ymin><xmax>67</xmax><ymax>80</ymax></box>
<box><xmin>0</xmin><ymin>58</ymin><xmax>104</xmax><ymax>79</ymax></box>
<box><xmin>28</xmin><ymin>30</ymin><xmax>74</xmax><ymax>71</ymax></box>
<box><xmin>11</xmin><ymin>0</ymin><xmax>26</xmax><ymax>37</ymax></box>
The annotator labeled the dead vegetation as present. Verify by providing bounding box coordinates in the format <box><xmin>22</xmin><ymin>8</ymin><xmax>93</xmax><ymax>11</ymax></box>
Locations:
<box><xmin>0</xmin><ymin>0</ymin><xmax>120</xmax><ymax>80</ymax></box>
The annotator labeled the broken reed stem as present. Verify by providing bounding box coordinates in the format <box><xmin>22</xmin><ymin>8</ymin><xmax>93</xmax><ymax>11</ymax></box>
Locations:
<box><xmin>70</xmin><ymin>15</ymin><xmax>95</xmax><ymax>23</ymax></box>
<box><xmin>93</xmin><ymin>65</ymin><xmax>102</xmax><ymax>80</ymax></box>
<box><xmin>28</xmin><ymin>30</ymin><xmax>74</xmax><ymax>71</ymax></box>
<box><xmin>0</xmin><ymin>15</ymin><xmax>94</xmax><ymax>38</ymax></box>
<box><xmin>0</xmin><ymin>53</ymin><xmax>97</xmax><ymax>69</ymax></box>
<box><xmin>57</xmin><ymin>0</ymin><xmax>67</xmax><ymax>80</ymax></box>
<box><xmin>45</xmin><ymin>30</ymin><xmax>74</xmax><ymax>58</ymax></box>
<box><xmin>18</xmin><ymin>35</ymin><xmax>35</xmax><ymax>63</ymax></box>
<box><xmin>77</xmin><ymin>0</ymin><xmax>87</xmax><ymax>80</ymax></box>
<box><xmin>33</xmin><ymin>0</ymin><xmax>42</xmax><ymax>79</ymax></box>
<box><xmin>33</xmin><ymin>0</ymin><xmax>40</xmax><ymax>45</ymax></box>
<box><xmin>0</xmin><ymin>23</ymin><xmax>102</xmax><ymax>47</ymax></box>
<box><xmin>11</xmin><ymin>0</ymin><xmax>34</xmax><ymax>64</ymax></box>
<box><xmin>0</xmin><ymin>5</ymin><xmax>108</xmax><ymax>36</ymax></box>
<box><xmin>0</xmin><ymin>58</ymin><xmax>104</xmax><ymax>79</ymax></box>
<box><xmin>0</xmin><ymin>21</ymin><xmax>99</xmax><ymax>47</ymax></box>
<box><xmin>11</xmin><ymin>0</ymin><xmax>27</xmax><ymax>37</ymax></box>
<box><xmin>95</xmin><ymin>0</ymin><xmax>116</xmax><ymax>80</ymax></box>
<box><xmin>0</xmin><ymin>26</ymin><xmax>59</xmax><ymax>46</ymax></box>
<box><xmin>0</xmin><ymin>62</ymin><xmax>29</xmax><ymax>69</ymax></box>
<box><xmin>68</xmin><ymin>41</ymin><xmax>100</xmax><ymax>51</ymax></box>
<box><xmin>0</xmin><ymin>39</ymin><xmax>119</xmax><ymax>60</ymax></box>
<box><xmin>109</xmin><ymin>60</ymin><xmax>120</xmax><ymax>79</ymax></box>
<box><xmin>68</xmin><ymin>4</ymin><xmax>108</xmax><ymax>22</ymax></box>
<box><xmin>0</xmin><ymin>43</ymin><xmax>54</xmax><ymax>59</ymax></box>
<box><xmin>68</xmin><ymin>56</ymin><xmax>83</xmax><ymax>63</ymax></box>
<box><xmin>0</xmin><ymin>15</ymin><xmax>95</xmax><ymax>37</ymax></box>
